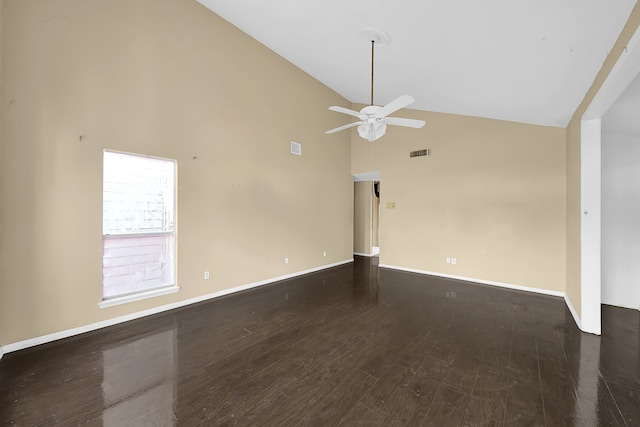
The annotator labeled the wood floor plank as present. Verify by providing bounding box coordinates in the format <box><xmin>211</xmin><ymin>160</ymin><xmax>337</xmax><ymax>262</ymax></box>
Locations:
<box><xmin>590</xmin><ymin>379</ymin><xmax>627</xmax><ymax>425</ymax></box>
<box><xmin>538</xmin><ymin>356</ymin><xmax>585</xmax><ymax>426</ymax></box>
<box><xmin>296</xmin><ymin>369</ymin><xmax>378</xmax><ymax>426</ymax></box>
<box><xmin>423</xmin><ymin>385</ymin><xmax>470</xmax><ymax>427</ymax></box>
<box><xmin>503</xmin><ymin>371</ymin><xmax>546</xmax><ymax>426</ymax></box>
<box><xmin>607</xmin><ymin>381</ymin><xmax>640</xmax><ymax>425</ymax></box>
<box><xmin>337</xmin><ymin>402</ymin><xmax>390</xmax><ymax>426</ymax></box>
<box><xmin>242</xmin><ymin>337</ymin><xmax>375</xmax><ymax>425</ymax></box>
<box><xmin>462</xmin><ymin>393</ymin><xmax>507</xmax><ymax>426</ymax></box>
<box><xmin>377</xmin><ymin>385</ymin><xmax>431</xmax><ymax>426</ymax></box>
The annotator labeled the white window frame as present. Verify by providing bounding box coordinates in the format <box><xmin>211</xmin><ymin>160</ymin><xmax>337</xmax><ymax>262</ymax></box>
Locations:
<box><xmin>100</xmin><ymin>150</ymin><xmax>179</xmax><ymax>308</ymax></box>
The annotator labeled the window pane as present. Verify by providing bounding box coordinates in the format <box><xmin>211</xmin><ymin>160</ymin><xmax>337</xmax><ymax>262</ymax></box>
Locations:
<box><xmin>102</xmin><ymin>234</ymin><xmax>175</xmax><ymax>298</ymax></box>
<box><xmin>103</xmin><ymin>151</ymin><xmax>175</xmax><ymax>235</ymax></box>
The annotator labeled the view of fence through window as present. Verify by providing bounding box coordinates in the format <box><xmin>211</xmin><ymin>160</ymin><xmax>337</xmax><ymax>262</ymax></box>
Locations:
<box><xmin>102</xmin><ymin>151</ymin><xmax>176</xmax><ymax>299</ymax></box>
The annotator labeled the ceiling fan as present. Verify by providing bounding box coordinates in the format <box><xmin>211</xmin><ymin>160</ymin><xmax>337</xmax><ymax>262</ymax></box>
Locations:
<box><xmin>326</xmin><ymin>28</ymin><xmax>425</xmax><ymax>142</ymax></box>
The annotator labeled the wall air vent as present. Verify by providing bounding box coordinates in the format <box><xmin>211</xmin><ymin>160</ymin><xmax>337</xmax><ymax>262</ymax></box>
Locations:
<box><xmin>290</xmin><ymin>141</ymin><xmax>302</xmax><ymax>156</ymax></box>
<box><xmin>410</xmin><ymin>149</ymin><xmax>431</xmax><ymax>158</ymax></box>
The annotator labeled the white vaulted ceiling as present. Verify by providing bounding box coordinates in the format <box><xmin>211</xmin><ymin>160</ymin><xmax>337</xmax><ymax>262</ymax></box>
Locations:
<box><xmin>196</xmin><ymin>0</ymin><xmax>636</xmax><ymax>128</ymax></box>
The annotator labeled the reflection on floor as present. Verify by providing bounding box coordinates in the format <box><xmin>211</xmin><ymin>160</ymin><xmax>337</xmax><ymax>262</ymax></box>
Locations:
<box><xmin>1</xmin><ymin>256</ymin><xmax>639</xmax><ymax>425</ymax></box>
<box><xmin>102</xmin><ymin>328</ymin><xmax>176</xmax><ymax>425</ymax></box>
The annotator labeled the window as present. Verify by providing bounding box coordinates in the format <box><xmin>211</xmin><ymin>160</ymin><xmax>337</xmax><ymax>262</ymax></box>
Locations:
<box><xmin>102</xmin><ymin>150</ymin><xmax>176</xmax><ymax>303</ymax></box>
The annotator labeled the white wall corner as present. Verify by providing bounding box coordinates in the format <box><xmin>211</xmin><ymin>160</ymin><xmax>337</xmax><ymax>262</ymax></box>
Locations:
<box><xmin>580</xmin><ymin>118</ymin><xmax>602</xmax><ymax>336</ymax></box>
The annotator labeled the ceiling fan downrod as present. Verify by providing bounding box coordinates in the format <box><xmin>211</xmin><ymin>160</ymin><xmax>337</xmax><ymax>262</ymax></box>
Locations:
<box><xmin>370</xmin><ymin>40</ymin><xmax>374</xmax><ymax>106</ymax></box>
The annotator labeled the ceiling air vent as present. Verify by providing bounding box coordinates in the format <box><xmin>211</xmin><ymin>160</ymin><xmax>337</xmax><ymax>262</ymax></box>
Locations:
<box><xmin>410</xmin><ymin>148</ymin><xmax>431</xmax><ymax>158</ymax></box>
<box><xmin>290</xmin><ymin>141</ymin><xmax>302</xmax><ymax>156</ymax></box>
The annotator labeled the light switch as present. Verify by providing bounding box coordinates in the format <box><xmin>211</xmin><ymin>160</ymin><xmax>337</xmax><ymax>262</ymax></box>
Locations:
<box><xmin>386</xmin><ymin>202</ymin><xmax>396</xmax><ymax>209</ymax></box>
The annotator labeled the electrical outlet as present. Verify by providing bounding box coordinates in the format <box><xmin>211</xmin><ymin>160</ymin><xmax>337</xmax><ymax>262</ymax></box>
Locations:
<box><xmin>285</xmin><ymin>257</ymin><xmax>289</xmax><ymax>264</ymax></box>
<box><xmin>451</xmin><ymin>258</ymin><xmax>457</xmax><ymax>265</ymax></box>
<box><xmin>204</xmin><ymin>271</ymin><xmax>210</xmax><ymax>280</ymax></box>
<box><xmin>323</xmin><ymin>251</ymin><xmax>327</xmax><ymax>257</ymax></box>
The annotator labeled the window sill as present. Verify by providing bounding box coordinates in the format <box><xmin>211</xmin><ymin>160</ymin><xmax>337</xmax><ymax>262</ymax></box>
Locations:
<box><xmin>98</xmin><ymin>286</ymin><xmax>180</xmax><ymax>308</ymax></box>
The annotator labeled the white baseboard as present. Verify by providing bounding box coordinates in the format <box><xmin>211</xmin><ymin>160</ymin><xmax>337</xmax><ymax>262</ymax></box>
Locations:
<box><xmin>564</xmin><ymin>294</ymin><xmax>582</xmax><ymax>330</ymax></box>
<box><xmin>1</xmin><ymin>259</ymin><xmax>353</xmax><ymax>356</ymax></box>
<box><xmin>353</xmin><ymin>252</ymin><xmax>374</xmax><ymax>257</ymax></box>
<box><xmin>378</xmin><ymin>263</ymin><xmax>565</xmax><ymax>298</ymax></box>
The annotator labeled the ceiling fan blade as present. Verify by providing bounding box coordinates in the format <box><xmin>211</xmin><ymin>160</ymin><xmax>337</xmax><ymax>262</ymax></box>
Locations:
<box><xmin>329</xmin><ymin>106</ymin><xmax>365</xmax><ymax>118</ymax></box>
<box><xmin>377</xmin><ymin>95</ymin><xmax>415</xmax><ymax>118</ymax></box>
<box><xmin>385</xmin><ymin>117</ymin><xmax>426</xmax><ymax>128</ymax></box>
<box><xmin>325</xmin><ymin>121</ymin><xmax>365</xmax><ymax>134</ymax></box>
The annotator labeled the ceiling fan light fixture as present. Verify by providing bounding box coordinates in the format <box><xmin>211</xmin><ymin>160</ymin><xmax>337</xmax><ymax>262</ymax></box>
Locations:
<box><xmin>358</xmin><ymin>122</ymin><xmax>387</xmax><ymax>142</ymax></box>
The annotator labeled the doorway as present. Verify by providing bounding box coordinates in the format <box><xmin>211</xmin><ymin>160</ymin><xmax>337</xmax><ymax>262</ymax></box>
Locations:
<box><xmin>353</xmin><ymin>172</ymin><xmax>381</xmax><ymax>257</ymax></box>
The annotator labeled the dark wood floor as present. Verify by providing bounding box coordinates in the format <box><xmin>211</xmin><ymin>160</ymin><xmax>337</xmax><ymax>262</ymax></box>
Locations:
<box><xmin>1</xmin><ymin>256</ymin><xmax>639</xmax><ymax>426</ymax></box>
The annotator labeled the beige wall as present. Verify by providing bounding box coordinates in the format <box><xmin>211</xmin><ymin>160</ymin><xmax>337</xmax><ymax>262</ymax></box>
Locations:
<box><xmin>0</xmin><ymin>0</ymin><xmax>352</xmax><ymax>346</ymax></box>
<box><xmin>565</xmin><ymin>3</ymin><xmax>640</xmax><ymax>319</ymax></box>
<box><xmin>353</xmin><ymin>181</ymin><xmax>372</xmax><ymax>254</ymax></box>
<box><xmin>352</xmin><ymin>110</ymin><xmax>566</xmax><ymax>293</ymax></box>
